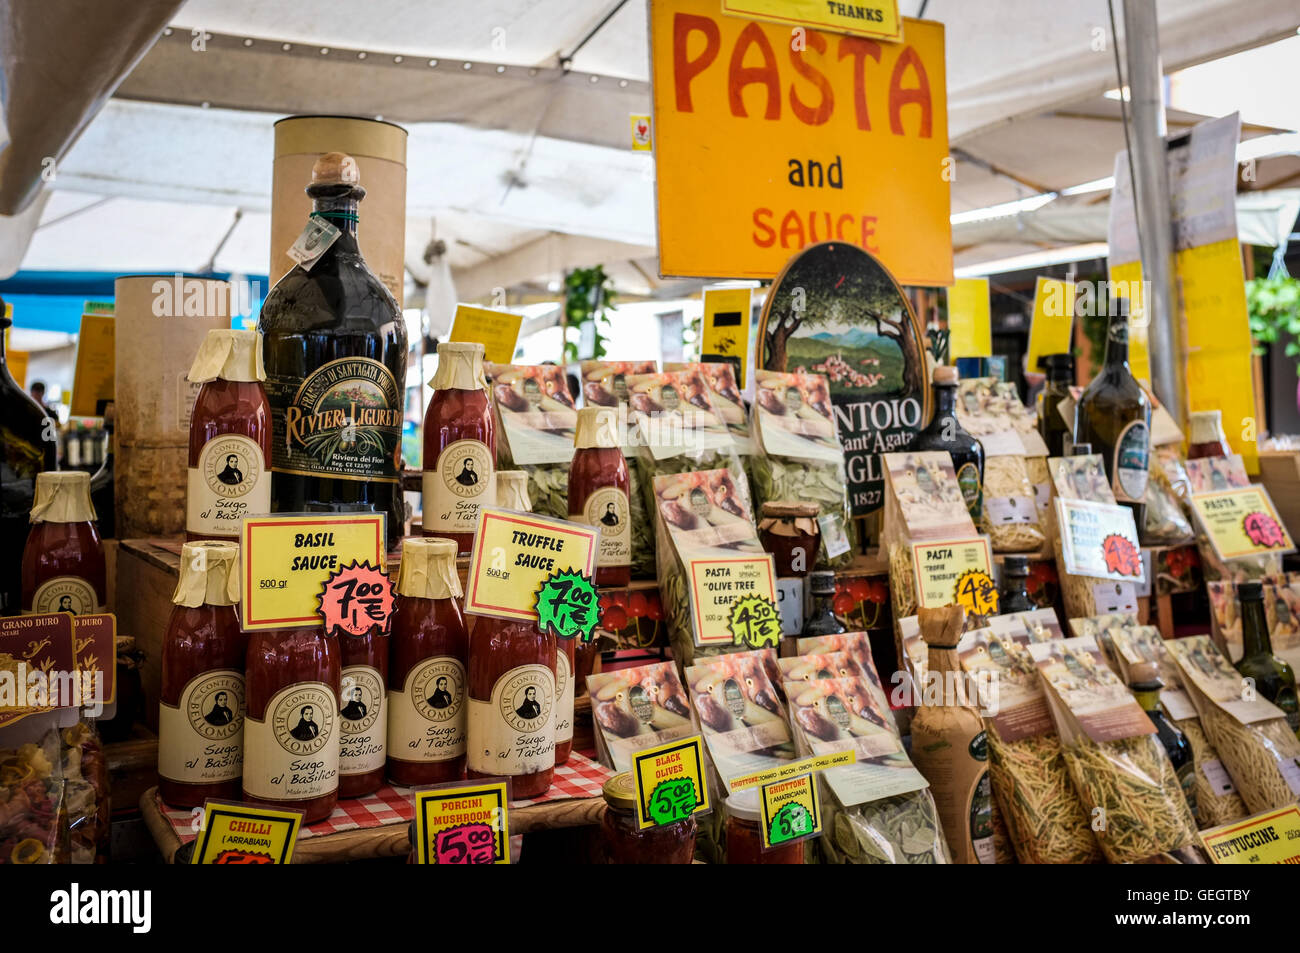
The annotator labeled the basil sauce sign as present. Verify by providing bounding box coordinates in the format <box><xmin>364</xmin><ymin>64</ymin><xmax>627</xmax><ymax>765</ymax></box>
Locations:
<box><xmin>758</xmin><ymin>242</ymin><xmax>929</xmax><ymax>517</ymax></box>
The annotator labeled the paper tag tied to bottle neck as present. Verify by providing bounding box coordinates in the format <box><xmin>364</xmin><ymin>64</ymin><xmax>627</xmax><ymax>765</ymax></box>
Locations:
<box><xmin>287</xmin><ymin>216</ymin><xmax>341</xmax><ymax>271</ymax></box>
<box><xmin>535</xmin><ymin>569</ymin><xmax>599</xmax><ymax>642</ymax></box>
<box><xmin>317</xmin><ymin>561</ymin><xmax>395</xmax><ymax>636</ymax></box>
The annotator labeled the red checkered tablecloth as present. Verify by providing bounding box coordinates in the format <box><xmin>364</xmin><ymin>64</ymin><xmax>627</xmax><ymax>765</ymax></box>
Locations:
<box><xmin>157</xmin><ymin>752</ymin><xmax>613</xmax><ymax>842</ymax></box>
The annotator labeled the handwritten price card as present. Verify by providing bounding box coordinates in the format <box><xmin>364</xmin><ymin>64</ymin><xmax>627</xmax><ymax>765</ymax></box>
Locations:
<box><xmin>240</xmin><ymin>513</ymin><xmax>386</xmax><ymax>630</ymax></box>
<box><xmin>413</xmin><ymin>780</ymin><xmax>511</xmax><ymax>865</ymax></box>
<box><xmin>910</xmin><ymin>537</ymin><xmax>995</xmax><ymax>612</ymax></box>
<box><xmin>191</xmin><ymin>801</ymin><xmax>304</xmax><ymax>865</ymax></box>
<box><xmin>1190</xmin><ymin>487</ymin><xmax>1294</xmax><ymax>561</ymax></box>
<box><xmin>632</xmin><ymin>735</ymin><xmax>710</xmax><ymax>831</ymax></box>
<box><xmin>686</xmin><ymin>554</ymin><xmax>777</xmax><ymax>646</ymax></box>
<box><xmin>1056</xmin><ymin>498</ymin><xmax>1145</xmax><ymax>582</ymax></box>
<box><xmin>1201</xmin><ymin>805</ymin><xmax>1300</xmax><ymax>865</ymax></box>
<box><xmin>464</xmin><ymin>507</ymin><xmax>598</xmax><ymax>622</ymax></box>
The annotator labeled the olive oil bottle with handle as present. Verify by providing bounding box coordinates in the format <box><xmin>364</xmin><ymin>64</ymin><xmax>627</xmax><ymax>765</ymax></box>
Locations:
<box><xmin>1074</xmin><ymin>309</ymin><xmax>1150</xmax><ymax>525</ymax></box>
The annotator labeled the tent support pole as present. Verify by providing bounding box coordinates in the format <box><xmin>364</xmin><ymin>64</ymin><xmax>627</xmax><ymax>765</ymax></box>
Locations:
<box><xmin>1121</xmin><ymin>0</ymin><xmax>1186</xmax><ymax>429</ymax></box>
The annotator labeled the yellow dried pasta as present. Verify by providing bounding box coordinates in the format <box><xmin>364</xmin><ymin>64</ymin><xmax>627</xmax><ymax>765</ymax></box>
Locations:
<box><xmin>981</xmin><ymin>455</ymin><xmax>1046</xmax><ymax>553</ymax></box>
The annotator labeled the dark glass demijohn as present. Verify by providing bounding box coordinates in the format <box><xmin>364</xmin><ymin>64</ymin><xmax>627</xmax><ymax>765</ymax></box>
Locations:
<box><xmin>913</xmin><ymin>365</ymin><xmax>984</xmax><ymax>520</ymax></box>
<box><xmin>257</xmin><ymin>152</ymin><xmax>408</xmax><ymax>551</ymax></box>
<box><xmin>1235</xmin><ymin>581</ymin><xmax>1300</xmax><ymax>736</ymax></box>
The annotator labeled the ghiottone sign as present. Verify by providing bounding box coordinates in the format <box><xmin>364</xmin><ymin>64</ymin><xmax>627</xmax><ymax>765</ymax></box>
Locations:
<box><xmin>757</xmin><ymin>242</ymin><xmax>929</xmax><ymax>517</ymax></box>
<box><xmin>648</xmin><ymin>0</ymin><xmax>952</xmax><ymax>286</ymax></box>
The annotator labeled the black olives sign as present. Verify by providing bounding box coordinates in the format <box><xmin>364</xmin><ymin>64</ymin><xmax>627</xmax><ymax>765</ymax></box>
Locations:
<box><xmin>758</xmin><ymin>242</ymin><xmax>930</xmax><ymax>517</ymax></box>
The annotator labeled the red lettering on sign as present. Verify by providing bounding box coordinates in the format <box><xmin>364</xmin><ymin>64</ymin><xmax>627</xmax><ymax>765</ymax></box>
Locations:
<box><xmin>729</xmin><ymin>23</ymin><xmax>781</xmax><ymax>119</ymax></box>
<box><xmin>789</xmin><ymin>32</ymin><xmax>832</xmax><ymax>126</ymax></box>
<box><xmin>673</xmin><ymin>13</ymin><xmax>720</xmax><ymax>112</ymax></box>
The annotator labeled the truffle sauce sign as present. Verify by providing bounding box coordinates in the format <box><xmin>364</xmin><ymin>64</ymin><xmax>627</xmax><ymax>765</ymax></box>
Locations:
<box><xmin>758</xmin><ymin>242</ymin><xmax>930</xmax><ymax>517</ymax></box>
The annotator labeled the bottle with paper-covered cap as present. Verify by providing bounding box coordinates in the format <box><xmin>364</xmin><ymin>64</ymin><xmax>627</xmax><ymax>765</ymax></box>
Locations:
<box><xmin>569</xmin><ymin>406</ymin><xmax>631</xmax><ymax>587</ymax></box>
<box><xmin>158</xmin><ymin>540</ymin><xmax>246</xmax><ymax>807</ymax></box>
<box><xmin>423</xmin><ymin>341</ymin><xmax>495</xmax><ymax>555</ymax></box>
<box><xmin>496</xmin><ymin>469</ymin><xmax>532</xmax><ymax>511</ymax></box>
<box><xmin>913</xmin><ymin>365</ymin><xmax>984</xmax><ymax>519</ymax></box>
<box><xmin>186</xmin><ymin>328</ymin><xmax>272</xmax><ymax>542</ymax></box>
<box><xmin>387</xmin><ymin>536</ymin><xmax>470</xmax><ymax>786</ymax></box>
<box><xmin>21</xmin><ymin>471</ymin><xmax>105</xmax><ymax>615</ymax></box>
<box><xmin>258</xmin><ymin>151</ymin><xmax>409</xmax><ymax>552</ymax></box>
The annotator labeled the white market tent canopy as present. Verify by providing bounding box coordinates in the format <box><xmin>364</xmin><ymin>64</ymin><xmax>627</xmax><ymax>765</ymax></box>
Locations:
<box><xmin>3</xmin><ymin>0</ymin><xmax>1300</xmax><ymax>301</ymax></box>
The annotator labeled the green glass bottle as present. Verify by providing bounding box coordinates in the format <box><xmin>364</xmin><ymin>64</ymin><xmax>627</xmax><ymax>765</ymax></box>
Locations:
<box><xmin>1037</xmin><ymin>353</ymin><xmax>1074</xmax><ymax>458</ymax></box>
<box><xmin>1235</xmin><ymin>581</ymin><xmax>1300</xmax><ymax>737</ymax></box>
<box><xmin>1128</xmin><ymin>661</ymin><xmax>1197</xmax><ymax>821</ymax></box>
<box><xmin>1074</xmin><ymin>309</ymin><xmax>1150</xmax><ymax>525</ymax></box>
<box><xmin>913</xmin><ymin>365</ymin><xmax>984</xmax><ymax>520</ymax></box>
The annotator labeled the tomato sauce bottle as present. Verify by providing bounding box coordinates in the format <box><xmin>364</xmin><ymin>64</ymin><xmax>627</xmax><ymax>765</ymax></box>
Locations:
<box><xmin>555</xmin><ymin>636</ymin><xmax>575</xmax><ymax>766</ymax></box>
<box><xmin>243</xmin><ymin>625</ymin><xmax>342</xmax><ymax>824</ymax></box>
<box><xmin>186</xmin><ymin>328</ymin><xmax>272</xmax><ymax>542</ymax></box>
<box><xmin>568</xmin><ymin>407</ymin><xmax>631</xmax><ymax>587</ymax></box>
<box><xmin>338</xmin><ymin>621</ymin><xmax>389</xmax><ymax>798</ymax></box>
<box><xmin>387</xmin><ymin>537</ymin><xmax>469</xmax><ymax>786</ymax></box>
<box><xmin>423</xmin><ymin>341</ymin><xmax>495</xmax><ymax>554</ymax></box>
<box><xmin>22</xmin><ymin>471</ymin><xmax>105</xmax><ymax>615</ymax></box>
<box><xmin>466</xmin><ymin>615</ymin><xmax>557</xmax><ymax>799</ymax></box>
<box><xmin>158</xmin><ymin>541</ymin><xmax>246</xmax><ymax>807</ymax></box>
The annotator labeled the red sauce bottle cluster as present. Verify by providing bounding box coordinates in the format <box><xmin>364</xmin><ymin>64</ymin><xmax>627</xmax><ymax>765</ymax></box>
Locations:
<box><xmin>387</xmin><ymin>536</ymin><xmax>469</xmax><ymax>786</ymax></box>
<box><xmin>243</xmin><ymin>624</ymin><xmax>342</xmax><ymax>824</ymax></box>
<box><xmin>568</xmin><ymin>407</ymin><xmax>631</xmax><ymax>587</ymax></box>
<box><xmin>423</xmin><ymin>341</ymin><xmax>495</xmax><ymax>554</ymax></box>
<box><xmin>21</xmin><ymin>471</ymin><xmax>105</xmax><ymax>615</ymax></box>
<box><xmin>158</xmin><ymin>541</ymin><xmax>246</xmax><ymax>807</ymax></box>
<box><xmin>185</xmin><ymin>329</ymin><xmax>272</xmax><ymax>542</ymax></box>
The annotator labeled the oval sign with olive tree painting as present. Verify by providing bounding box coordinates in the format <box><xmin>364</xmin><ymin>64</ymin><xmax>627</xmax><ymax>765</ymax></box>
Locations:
<box><xmin>758</xmin><ymin>242</ymin><xmax>930</xmax><ymax>517</ymax></box>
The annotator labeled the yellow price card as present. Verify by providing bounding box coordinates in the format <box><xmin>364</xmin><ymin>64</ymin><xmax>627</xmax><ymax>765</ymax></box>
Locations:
<box><xmin>447</xmin><ymin>304</ymin><xmax>523</xmax><ymax>365</ymax></box>
<box><xmin>686</xmin><ymin>554</ymin><xmax>776</xmax><ymax>646</ymax></box>
<box><xmin>947</xmin><ymin>278</ymin><xmax>991</xmax><ymax>359</ymax></box>
<box><xmin>1190</xmin><ymin>487</ymin><xmax>1294</xmax><ymax>561</ymax></box>
<box><xmin>1201</xmin><ymin>805</ymin><xmax>1300</xmax><ymax>865</ymax></box>
<box><xmin>413</xmin><ymin>780</ymin><xmax>511</xmax><ymax>864</ymax></box>
<box><xmin>759</xmin><ymin>772</ymin><xmax>822</xmax><ymax>849</ymax></box>
<box><xmin>464</xmin><ymin>507</ymin><xmax>598</xmax><ymax>622</ymax></box>
<box><xmin>632</xmin><ymin>735</ymin><xmax>710</xmax><ymax>830</ymax></box>
<box><xmin>70</xmin><ymin>312</ymin><xmax>116</xmax><ymax>417</ymax></box>
<box><xmin>239</xmin><ymin>513</ymin><xmax>387</xmax><ymax>630</ymax></box>
<box><xmin>720</xmin><ymin>0</ymin><xmax>902</xmax><ymax>42</ymax></box>
<box><xmin>191</xmin><ymin>800</ymin><xmax>303</xmax><ymax>864</ymax></box>
<box><xmin>911</xmin><ymin>537</ymin><xmax>995</xmax><ymax>611</ymax></box>
<box><xmin>1026</xmin><ymin>277</ymin><xmax>1074</xmax><ymax>374</ymax></box>
<box><xmin>727</xmin><ymin>750</ymin><xmax>856</xmax><ymax>792</ymax></box>
<box><xmin>700</xmin><ymin>285</ymin><xmax>752</xmax><ymax>386</ymax></box>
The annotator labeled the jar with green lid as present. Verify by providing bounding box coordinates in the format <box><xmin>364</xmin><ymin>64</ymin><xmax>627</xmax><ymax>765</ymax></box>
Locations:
<box><xmin>598</xmin><ymin>771</ymin><xmax>697</xmax><ymax>863</ymax></box>
<box><xmin>724</xmin><ymin>790</ymin><xmax>804</xmax><ymax>864</ymax></box>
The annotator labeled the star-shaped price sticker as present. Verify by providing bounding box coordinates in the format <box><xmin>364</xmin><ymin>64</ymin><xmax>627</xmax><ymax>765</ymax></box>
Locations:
<box><xmin>317</xmin><ymin>561</ymin><xmax>394</xmax><ymax>636</ymax></box>
<box><xmin>535</xmin><ymin>569</ymin><xmax>599</xmax><ymax>642</ymax></box>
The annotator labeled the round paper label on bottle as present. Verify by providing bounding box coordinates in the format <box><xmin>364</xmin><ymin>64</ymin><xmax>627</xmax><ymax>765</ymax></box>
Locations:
<box><xmin>242</xmin><ymin>681</ymin><xmax>339</xmax><ymax>802</ymax></box>
<box><xmin>387</xmin><ymin>656</ymin><xmax>466</xmax><ymax>764</ymax></box>
<box><xmin>466</xmin><ymin>663</ymin><xmax>555</xmax><ymax>778</ymax></box>
<box><xmin>266</xmin><ymin>356</ymin><xmax>403</xmax><ymax>484</ymax></box>
<box><xmin>956</xmin><ymin>462</ymin><xmax>982</xmax><ymax>518</ymax></box>
<box><xmin>158</xmin><ymin>669</ymin><xmax>244</xmax><ymax>784</ymax></box>
<box><xmin>424</xmin><ymin>439</ymin><xmax>495</xmax><ymax>533</ymax></box>
<box><xmin>28</xmin><ymin>576</ymin><xmax>99</xmax><ymax>616</ymax></box>
<box><xmin>187</xmin><ymin>434</ymin><xmax>270</xmax><ymax>536</ymax></box>
<box><xmin>555</xmin><ymin>649</ymin><xmax>573</xmax><ymax>745</ymax></box>
<box><xmin>339</xmin><ymin>664</ymin><xmax>386</xmax><ymax>776</ymax></box>
<box><xmin>1113</xmin><ymin>420</ymin><xmax>1150</xmax><ymax>503</ymax></box>
<box><xmin>577</xmin><ymin>486</ymin><xmax>631</xmax><ymax>567</ymax></box>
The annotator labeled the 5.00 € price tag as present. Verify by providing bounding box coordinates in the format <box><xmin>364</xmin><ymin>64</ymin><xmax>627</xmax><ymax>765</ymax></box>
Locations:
<box><xmin>413</xmin><ymin>779</ymin><xmax>511</xmax><ymax>864</ymax></box>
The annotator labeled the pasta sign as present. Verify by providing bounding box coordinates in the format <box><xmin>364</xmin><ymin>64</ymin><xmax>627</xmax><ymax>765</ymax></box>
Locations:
<box><xmin>649</xmin><ymin>0</ymin><xmax>952</xmax><ymax>286</ymax></box>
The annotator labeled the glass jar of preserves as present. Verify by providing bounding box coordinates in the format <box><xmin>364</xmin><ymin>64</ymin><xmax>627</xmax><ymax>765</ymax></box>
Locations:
<box><xmin>185</xmin><ymin>329</ymin><xmax>272</xmax><ymax>542</ymax></box>
<box><xmin>758</xmin><ymin>501</ymin><xmax>820</xmax><ymax>578</ymax></box>
<box><xmin>158</xmin><ymin>541</ymin><xmax>246</xmax><ymax>808</ymax></box>
<box><xmin>423</xmin><ymin>341</ymin><xmax>495</xmax><ymax>554</ymax></box>
<box><xmin>1186</xmin><ymin>410</ymin><xmax>1232</xmax><ymax>460</ymax></box>
<box><xmin>387</xmin><ymin>537</ymin><xmax>469</xmax><ymax>786</ymax></box>
<box><xmin>598</xmin><ymin>772</ymin><xmax>696</xmax><ymax>863</ymax></box>
<box><xmin>568</xmin><ymin>407</ymin><xmax>631</xmax><ymax>587</ymax></box>
<box><xmin>724</xmin><ymin>790</ymin><xmax>803</xmax><ymax>864</ymax></box>
<box><xmin>22</xmin><ymin>471</ymin><xmax>106</xmax><ymax>615</ymax></box>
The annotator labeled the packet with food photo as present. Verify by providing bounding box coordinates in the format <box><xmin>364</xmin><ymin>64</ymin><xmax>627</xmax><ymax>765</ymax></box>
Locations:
<box><xmin>748</xmin><ymin>369</ymin><xmax>852</xmax><ymax>567</ymax></box>
<box><xmin>957</xmin><ymin>623</ymin><xmax>1102</xmax><ymax>863</ymax></box>
<box><xmin>1141</xmin><ymin>459</ymin><xmax>1195</xmax><ymax>546</ymax></box>
<box><xmin>486</xmin><ymin>362</ymin><xmax>579</xmax><ymax>520</ymax></box>
<box><xmin>1032</xmin><ymin>635</ymin><xmax>1198</xmax><ymax>863</ymax></box>
<box><xmin>586</xmin><ymin>661</ymin><xmax>699</xmax><ymax>773</ymax></box>
<box><xmin>1210</xmin><ymin>576</ymin><xmax>1300</xmax><ymax>676</ymax></box>
<box><xmin>1093</xmin><ymin>622</ymin><xmax>1249</xmax><ymax>829</ymax></box>
<box><xmin>1167</xmin><ymin>635</ymin><xmax>1300</xmax><ymax>814</ymax></box>
<box><xmin>665</xmin><ymin>361</ymin><xmax>754</xmax><ymax>455</ymax></box>
<box><xmin>581</xmin><ymin>360</ymin><xmax>658</xmax><ymax>577</ymax></box>
<box><xmin>685</xmin><ymin>649</ymin><xmax>796</xmax><ymax>790</ymax></box>
<box><xmin>1184</xmin><ymin>454</ymin><xmax>1283</xmax><ymax>582</ymax></box>
<box><xmin>651</xmin><ymin>468</ymin><xmax>763</xmax><ymax>668</ymax></box>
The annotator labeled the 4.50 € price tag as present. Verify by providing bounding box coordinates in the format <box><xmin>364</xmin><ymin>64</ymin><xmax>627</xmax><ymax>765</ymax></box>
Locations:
<box><xmin>729</xmin><ymin>594</ymin><xmax>781</xmax><ymax>649</ymax></box>
<box><xmin>413</xmin><ymin>779</ymin><xmax>511</xmax><ymax>864</ymax></box>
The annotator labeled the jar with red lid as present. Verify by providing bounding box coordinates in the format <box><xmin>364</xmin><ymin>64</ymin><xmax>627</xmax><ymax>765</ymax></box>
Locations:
<box><xmin>758</xmin><ymin>501</ymin><xmax>820</xmax><ymax>577</ymax></box>
<box><xmin>598</xmin><ymin>772</ymin><xmax>696</xmax><ymax>863</ymax></box>
<box><xmin>724</xmin><ymin>790</ymin><xmax>804</xmax><ymax>864</ymax></box>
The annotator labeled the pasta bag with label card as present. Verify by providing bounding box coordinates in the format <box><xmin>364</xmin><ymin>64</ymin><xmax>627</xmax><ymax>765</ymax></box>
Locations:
<box><xmin>908</xmin><ymin>605</ymin><xmax>998</xmax><ymax>864</ymax></box>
